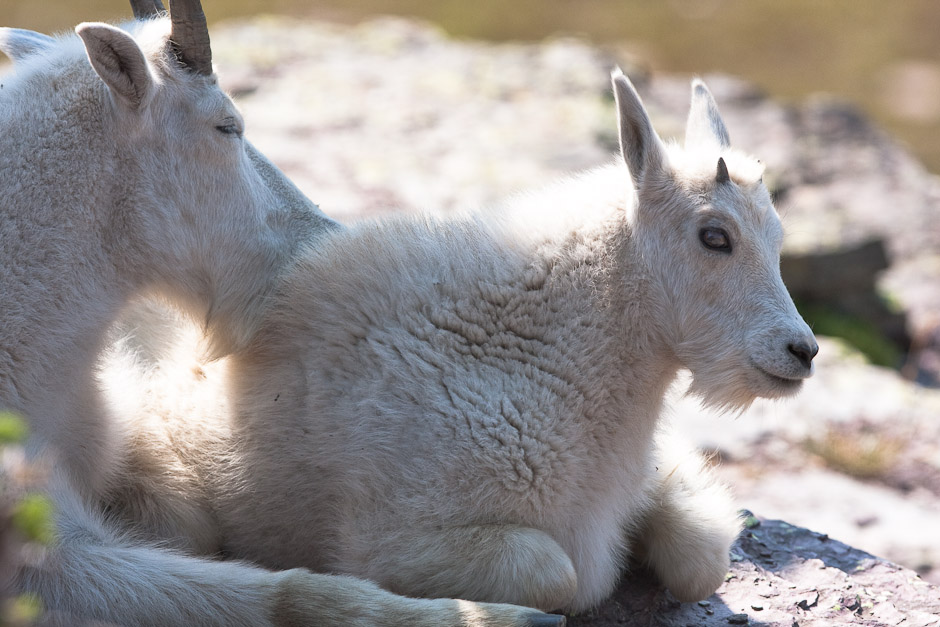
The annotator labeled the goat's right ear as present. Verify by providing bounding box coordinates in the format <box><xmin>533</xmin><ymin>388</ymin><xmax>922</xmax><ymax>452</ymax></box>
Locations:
<box><xmin>612</xmin><ymin>68</ymin><xmax>666</xmax><ymax>190</ymax></box>
<box><xmin>76</xmin><ymin>23</ymin><xmax>153</xmax><ymax>110</ymax></box>
<box><xmin>685</xmin><ymin>79</ymin><xmax>731</xmax><ymax>151</ymax></box>
<box><xmin>0</xmin><ymin>27</ymin><xmax>56</xmax><ymax>62</ymax></box>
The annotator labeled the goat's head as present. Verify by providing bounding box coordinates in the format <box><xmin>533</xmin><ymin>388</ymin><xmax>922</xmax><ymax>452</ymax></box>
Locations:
<box><xmin>612</xmin><ymin>70</ymin><xmax>817</xmax><ymax>411</ymax></box>
<box><xmin>0</xmin><ymin>0</ymin><xmax>330</xmax><ymax>357</ymax></box>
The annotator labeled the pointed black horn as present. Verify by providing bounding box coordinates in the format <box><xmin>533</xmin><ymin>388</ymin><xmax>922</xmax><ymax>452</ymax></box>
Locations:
<box><xmin>167</xmin><ymin>0</ymin><xmax>212</xmax><ymax>76</ymax></box>
<box><xmin>130</xmin><ymin>0</ymin><xmax>165</xmax><ymax>19</ymax></box>
<box><xmin>716</xmin><ymin>157</ymin><xmax>730</xmax><ymax>184</ymax></box>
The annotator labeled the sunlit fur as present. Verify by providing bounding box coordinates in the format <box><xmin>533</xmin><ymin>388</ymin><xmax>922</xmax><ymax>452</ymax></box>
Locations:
<box><xmin>646</xmin><ymin>146</ymin><xmax>806</xmax><ymax>412</ymax></box>
<box><xmin>100</xmin><ymin>72</ymin><xmax>815</xmax><ymax>613</ymax></box>
<box><xmin>0</xmin><ymin>16</ymin><xmax>549</xmax><ymax>627</ymax></box>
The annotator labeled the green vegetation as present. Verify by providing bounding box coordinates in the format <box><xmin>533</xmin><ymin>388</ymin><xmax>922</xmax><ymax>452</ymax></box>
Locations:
<box><xmin>795</xmin><ymin>302</ymin><xmax>902</xmax><ymax>368</ymax></box>
<box><xmin>2</xmin><ymin>595</ymin><xmax>42</xmax><ymax>627</ymax></box>
<box><xmin>1</xmin><ymin>412</ymin><xmax>51</xmax><ymax>626</ymax></box>
<box><xmin>11</xmin><ymin>494</ymin><xmax>55</xmax><ymax>547</ymax></box>
<box><xmin>0</xmin><ymin>412</ymin><xmax>28</xmax><ymax>445</ymax></box>
<box><xmin>742</xmin><ymin>513</ymin><xmax>761</xmax><ymax>530</ymax></box>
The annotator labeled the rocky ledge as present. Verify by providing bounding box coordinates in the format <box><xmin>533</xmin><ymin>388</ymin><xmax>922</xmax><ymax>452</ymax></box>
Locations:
<box><xmin>574</xmin><ymin>515</ymin><xmax>940</xmax><ymax>627</ymax></box>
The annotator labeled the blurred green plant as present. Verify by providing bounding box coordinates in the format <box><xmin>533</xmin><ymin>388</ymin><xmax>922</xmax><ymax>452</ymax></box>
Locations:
<box><xmin>1</xmin><ymin>411</ymin><xmax>51</xmax><ymax>626</ymax></box>
<box><xmin>10</xmin><ymin>494</ymin><xmax>55</xmax><ymax>547</ymax></box>
<box><xmin>0</xmin><ymin>413</ymin><xmax>28</xmax><ymax>446</ymax></box>
<box><xmin>795</xmin><ymin>302</ymin><xmax>902</xmax><ymax>368</ymax></box>
<box><xmin>2</xmin><ymin>595</ymin><xmax>42</xmax><ymax>627</ymax></box>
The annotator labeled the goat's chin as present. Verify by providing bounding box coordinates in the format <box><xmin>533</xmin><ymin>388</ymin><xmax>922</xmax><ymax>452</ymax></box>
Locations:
<box><xmin>685</xmin><ymin>364</ymin><xmax>803</xmax><ymax>413</ymax></box>
<box><xmin>750</xmin><ymin>367</ymin><xmax>805</xmax><ymax>399</ymax></box>
<box><xmin>685</xmin><ymin>371</ymin><xmax>758</xmax><ymax>414</ymax></box>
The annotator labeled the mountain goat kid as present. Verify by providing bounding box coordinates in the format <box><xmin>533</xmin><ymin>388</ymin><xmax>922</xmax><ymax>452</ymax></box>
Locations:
<box><xmin>207</xmin><ymin>71</ymin><xmax>819</xmax><ymax>612</ymax></box>
<box><xmin>0</xmin><ymin>2</ymin><xmax>560</xmax><ymax>625</ymax></box>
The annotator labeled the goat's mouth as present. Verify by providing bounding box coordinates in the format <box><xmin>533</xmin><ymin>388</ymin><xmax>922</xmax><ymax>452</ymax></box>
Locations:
<box><xmin>750</xmin><ymin>362</ymin><xmax>806</xmax><ymax>393</ymax></box>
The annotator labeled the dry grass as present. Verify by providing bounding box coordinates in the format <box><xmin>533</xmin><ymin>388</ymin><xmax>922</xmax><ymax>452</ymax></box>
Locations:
<box><xmin>805</xmin><ymin>422</ymin><xmax>906</xmax><ymax>482</ymax></box>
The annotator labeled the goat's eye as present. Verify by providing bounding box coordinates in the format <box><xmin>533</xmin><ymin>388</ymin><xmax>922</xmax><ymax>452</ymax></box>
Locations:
<box><xmin>216</xmin><ymin>123</ymin><xmax>242</xmax><ymax>137</ymax></box>
<box><xmin>699</xmin><ymin>228</ymin><xmax>732</xmax><ymax>252</ymax></box>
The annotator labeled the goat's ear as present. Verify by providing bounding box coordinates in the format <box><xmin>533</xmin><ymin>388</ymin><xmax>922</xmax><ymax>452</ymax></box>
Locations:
<box><xmin>76</xmin><ymin>23</ymin><xmax>153</xmax><ymax>110</ymax></box>
<box><xmin>0</xmin><ymin>27</ymin><xmax>56</xmax><ymax>62</ymax></box>
<box><xmin>685</xmin><ymin>79</ymin><xmax>730</xmax><ymax>150</ymax></box>
<box><xmin>612</xmin><ymin>68</ymin><xmax>666</xmax><ymax>190</ymax></box>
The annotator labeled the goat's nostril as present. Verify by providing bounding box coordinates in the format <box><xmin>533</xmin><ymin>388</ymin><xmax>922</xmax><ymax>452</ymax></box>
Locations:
<box><xmin>788</xmin><ymin>340</ymin><xmax>818</xmax><ymax>369</ymax></box>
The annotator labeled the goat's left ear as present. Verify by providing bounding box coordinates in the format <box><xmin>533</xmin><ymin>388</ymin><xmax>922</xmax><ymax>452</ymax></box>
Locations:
<box><xmin>0</xmin><ymin>27</ymin><xmax>56</xmax><ymax>62</ymax></box>
<box><xmin>685</xmin><ymin>79</ymin><xmax>730</xmax><ymax>151</ymax></box>
<box><xmin>76</xmin><ymin>23</ymin><xmax>154</xmax><ymax>110</ymax></box>
<box><xmin>612</xmin><ymin>68</ymin><xmax>667</xmax><ymax>191</ymax></box>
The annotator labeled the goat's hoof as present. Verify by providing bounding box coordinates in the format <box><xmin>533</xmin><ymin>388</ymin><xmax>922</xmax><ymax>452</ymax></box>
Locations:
<box><xmin>527</xmin><ymin>614</ymin><xmax>565</xmax><ymax>627</ymax></box>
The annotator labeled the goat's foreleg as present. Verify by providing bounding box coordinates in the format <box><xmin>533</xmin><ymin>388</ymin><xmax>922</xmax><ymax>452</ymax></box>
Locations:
<box><xmin>632</xmin><ymin>427</ymin><xmax>742</xmax><ymax>602</ymax></box>
<box><xmin>356</xmin><ymin>523</ymin><xmax>578</xmax><ymax>613</ymax></box>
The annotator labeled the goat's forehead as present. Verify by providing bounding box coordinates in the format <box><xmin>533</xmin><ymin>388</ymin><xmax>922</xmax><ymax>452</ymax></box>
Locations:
<box><xmin>719</xmin><ymin>185</ymin><xmax>784</xmax><ymax>250</ymax></box>
<box><xmin>663</xmin><ymin>148</ymin><xmax>782</xmax><ymax>241</ymax></box>
<box><xmin>668</xmin><ymin>145</ymin><xmax>765</xmax><ymax>185</ymax></box>
<box><xmin>708</xmin><ymin>180</ymin><xmax>780</xmax><ymax>233</ymax></box>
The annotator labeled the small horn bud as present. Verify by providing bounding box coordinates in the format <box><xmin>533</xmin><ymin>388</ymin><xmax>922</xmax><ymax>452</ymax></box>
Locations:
<box><xmin>716</xmin><ymin>157</ymin><xmax>730</xmax><ymax>184</ymax></box>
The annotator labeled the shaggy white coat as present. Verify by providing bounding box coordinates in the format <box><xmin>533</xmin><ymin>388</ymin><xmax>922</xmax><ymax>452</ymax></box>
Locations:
<box><xmin>102</xmin><ymin>71</ymin><xmax>817</xmax><ymax>613</ymax></box>
<box><xmin>0</xmin><ymin>16</ymin><xmax>553</xmax><ymax>627</ymax></box>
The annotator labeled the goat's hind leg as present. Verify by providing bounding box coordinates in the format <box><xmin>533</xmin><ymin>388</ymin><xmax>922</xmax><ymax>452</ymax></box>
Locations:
<box><xmin>363</xmin><ymin>524</ymin><xmax>578</xmax><ymax>612</ymax></box>
<box><xmin>278</xmin><ymin>569</ymin><xmax>566</xmax><ymax>627</ymax></box>
<box><xmin>633</xmin><ymin>428</ymin><xmax>742</xmax><ymax>602</ymax></box>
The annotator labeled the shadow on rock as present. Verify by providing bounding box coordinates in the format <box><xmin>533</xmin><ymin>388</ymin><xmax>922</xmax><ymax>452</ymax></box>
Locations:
<box><xmin>566</xmin><ymin>515</ymin><xmax>940</xmax><ymax>626</ymax></box>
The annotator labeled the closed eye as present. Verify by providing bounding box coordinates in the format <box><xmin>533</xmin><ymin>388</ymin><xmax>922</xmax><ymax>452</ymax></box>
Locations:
<box><xmin>216</xmin><ymin>122</ymin><xmax>243</xmax><ymax>137</ymax></box>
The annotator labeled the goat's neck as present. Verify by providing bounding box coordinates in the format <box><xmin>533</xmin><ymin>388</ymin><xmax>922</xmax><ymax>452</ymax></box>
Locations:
<box><xmin>615</xmin><ymin>224</ymin><xmax>681</xmax><ymax>374</ymax></box>
<box><xmin>0</xmin><ymin>217</ymin><xmax>131</xmax><ymax>498</ymax></box>
<box><xmin>580</xmin><ymin>221</ymin><xmax>682</xmax><ymax>451</ymax></box>
<box><xmin>0</xmin><ymin>103</ymin><xmax>137</xmax><ymax>496</ymax></box>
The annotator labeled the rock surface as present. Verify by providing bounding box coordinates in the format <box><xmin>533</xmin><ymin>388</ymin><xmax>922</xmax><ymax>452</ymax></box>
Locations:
<box><xmin>572</xmin><ymin>516</ymin><xmax>940</xmax><ymax>627</ymax></box>
<box><xmin>207</xmin><ymin>15</ymin><xmax>940</xmax><ymax>624</ymax></box>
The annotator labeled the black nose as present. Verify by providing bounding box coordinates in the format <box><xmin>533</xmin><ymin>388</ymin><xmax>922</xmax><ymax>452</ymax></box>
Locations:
<box><xmin>788</xmin><ymin>340</ymin><xmax>819</xmax><ymax>369</ymax></box>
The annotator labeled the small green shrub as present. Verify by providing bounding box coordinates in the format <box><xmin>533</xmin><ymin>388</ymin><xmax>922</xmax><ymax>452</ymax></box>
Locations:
<box><xmin>795</xmin><ymin>302</ymin><xmax>901</xmax><ymax>368</ymax></box>
<box><xmin>11</xmin><ymin>494</ymin><xmax>55</xmax><ymax>546</ymax></box>
<box><xmin>0</xmin><ymin>412</ymin><xmax>28</xmax><ymax>445</ymax></box>
<box><xmin>0</xmin><ymin>412</ymin><xmax>52</xmax><ymax>626</ymax></box>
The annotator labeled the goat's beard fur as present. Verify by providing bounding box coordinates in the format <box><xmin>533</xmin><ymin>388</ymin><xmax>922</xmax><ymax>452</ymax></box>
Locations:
<box><xmin>683</xmin><ymin>350</ymin><xmax>806</xmax><ymax>415</ymax></box>
<box><xmin>676</xmin><ymin>334</ymin><xmax>780</xmax><ymax>414</ymax></box>
<box><xmin>684</xmin><ymin>368</ymin><xmax>758</xmax><ymax>415</ymax></box>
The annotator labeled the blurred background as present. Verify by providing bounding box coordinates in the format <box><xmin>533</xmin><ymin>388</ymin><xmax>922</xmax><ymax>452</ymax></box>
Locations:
<box><xmin>4</xmin><ymin>0</ymin><xmax>940</xmax><ymax>594</ymax></box>
<box><xmin>5</xmin><ymin>0</ymin><xmax>940</xmax><ymax>173</ymax></box>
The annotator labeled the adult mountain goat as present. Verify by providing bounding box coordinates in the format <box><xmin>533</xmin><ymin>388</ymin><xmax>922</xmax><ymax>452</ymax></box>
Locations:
<box><xmin>196</xmin><ymin>70</ymin><xmax>818</xmax><ymax>612</ymax></box>
<box><xmin>0</xmin><ymin>1</ymin><xmax>560</xmax><ymax>625</ymax></box>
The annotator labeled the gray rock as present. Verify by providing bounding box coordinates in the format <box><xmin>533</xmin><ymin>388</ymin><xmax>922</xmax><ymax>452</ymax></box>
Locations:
<box><xmin>566</xmin><ymin>516</ymin><xmax>940</xmax><ymax>627</ymax></box>
<box><xmin>780</xmin><ymin>238</ymin><xmax>909</xmax><ymax>351</ymax></box>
